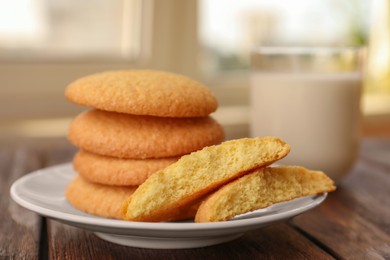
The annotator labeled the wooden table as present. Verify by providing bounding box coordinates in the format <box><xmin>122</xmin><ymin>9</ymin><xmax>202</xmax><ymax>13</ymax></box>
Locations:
<box><xmin>1</xmin><ymin>137</ymin><xmax>390</xmax><ymax>259</ymax></box>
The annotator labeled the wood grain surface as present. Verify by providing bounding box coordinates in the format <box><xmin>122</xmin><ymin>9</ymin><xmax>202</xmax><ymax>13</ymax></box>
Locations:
<box><xmin>1</xmin><ymin>138</ymin><xmax>389</xmax><ymax>259</ymax></box>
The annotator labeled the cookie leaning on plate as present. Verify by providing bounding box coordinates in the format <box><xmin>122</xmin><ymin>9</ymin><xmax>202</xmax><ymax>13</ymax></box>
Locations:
<box><xmin>68</xmin><ymin>109</ymin><xmax>225</xmax><ymax>159</ymax></box>
<box><xmin>195</xmin><ymin>166</ymin><xmax>336</xmax><ymax>222</ymax></box>
<box><xmin>73</xmin><ymin>150</ymin><xmax>179</xmax><ymax>186</ymax></box>
<box><xmin>65</xmin><ymin>70</ymin><xmax>218</xmax><ymax>117</ymax></box>
<box><xmin>122</xmin><ymin>137</ymin><xmax>290</xmax><ymax>222</ymax></box>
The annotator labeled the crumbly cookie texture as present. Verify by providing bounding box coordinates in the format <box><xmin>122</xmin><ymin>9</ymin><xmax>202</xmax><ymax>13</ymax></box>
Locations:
<box><xmin>73</xmin><ymin>150</ymin><xmax>179</xmax><ymax>186</ymax></box>
<box><xmin>122</xmin><ymin>137</ymin><xmax>290</xmax><ymax>222</ymax></box>
<box><xmin>65</xmin><ymin>70</ymin><xmax>218</xmax><ymax>117</ymax></box>
<box><xmin>195</xmin><ymin>166</ymin><xmax>336</xmax><ymax>222</ymax></box>
<box><xmin>65</xmin><ymin>176</ymin><xmax>137</xmax><ymax>219</ymax></box>
<box><xmin>68</xmin><ymin>109</ymin><xmax>225</xmax><ymax>159</ymax></box>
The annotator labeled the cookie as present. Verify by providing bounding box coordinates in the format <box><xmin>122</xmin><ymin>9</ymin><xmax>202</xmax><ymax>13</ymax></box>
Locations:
<box><xmin>68</xmin><ymin>109</ymin><xmax>225</xmax><ymax>159</ymax></box>
<box><xmin>65</xmin><ymin>176</ymin><xmax>137</xmax><ymax>219</ymax></box>
<box><xmin>73</xmin><ymin>150</ymin><xmax>179</xmax><ymax>186</ymax></box>
<box><xmin>122</xmin><ymin>137</ymin><xmax>290</xmax><ymax>222</ymax></box>
<box><xmin>195</xmin><ymin>166</ymin><xmax>336</xmax><ymax>222</ymax></box>
<box><xmin>65</xmin><ymin>70</ymin><xmax>218</xmax><ymax>117</ymax></box>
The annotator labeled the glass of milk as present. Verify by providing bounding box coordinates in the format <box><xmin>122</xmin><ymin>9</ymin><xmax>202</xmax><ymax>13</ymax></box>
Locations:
<box><xmin>250</xmin><ymin>47</ymin><xmax>363</xmax><ymax>183</ymax></box>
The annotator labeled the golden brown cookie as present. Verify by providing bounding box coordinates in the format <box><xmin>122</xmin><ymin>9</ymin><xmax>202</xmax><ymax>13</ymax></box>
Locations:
<box><xmin>65</xmin><ymin>176</ymin><xmax>137</xmax><ymax>219</ymax></box>
<box><xmin>65</xmin><ymin>70</ymin><xmax>218</xmax><ymax>117</ymax></box>
<box><xmin>122</xmin><ymin>137</ymin><xmax>290</xmax><ymax>222</ymax></box>
<box><xmin>73</xmin><ymin>150</ymin><xmax>178</xmax><ymax>186</ymax></box>
<box><xmin>68</xmin><ymin>109</ymin><xmax>225</xmax><ymax>159</ymax></box>
<box><xmin>195</xmin><ymin>166</ymin><xmax>336</xmax><ymax>222</ymax></box>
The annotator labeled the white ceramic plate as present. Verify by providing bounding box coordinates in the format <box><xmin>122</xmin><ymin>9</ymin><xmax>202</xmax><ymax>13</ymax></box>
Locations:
<box><xmin>10</xmin><ymin>163</ymin><xmax>327</xmax><ymax>249</ymax></box>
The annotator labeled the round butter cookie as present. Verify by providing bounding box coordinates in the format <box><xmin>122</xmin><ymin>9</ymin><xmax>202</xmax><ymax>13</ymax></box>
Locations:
<box><xmin>65</xmin><ymin>176</ymin><xmax>136</xmax><ymax>219</ymax></box>
<box><xmin>73</xmin><ymin>150</ymin><xmax>178</xmax><ymax>186</ymax></box>
<box><xmin>65</xmin><ymin>70</ymin><xmax>218</xmax><ymax>117</ymax></box>
<box><xmin>68</xmin><ymin>109</ymin><xmax>225</xmax><ymax>159</ymax></box>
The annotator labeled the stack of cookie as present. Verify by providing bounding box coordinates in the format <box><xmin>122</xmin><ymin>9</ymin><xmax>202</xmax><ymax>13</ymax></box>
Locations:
<box><xmin>64</xmin><ymin>70</ymin><xmax>224</xmax><ymax>219</ymax></box>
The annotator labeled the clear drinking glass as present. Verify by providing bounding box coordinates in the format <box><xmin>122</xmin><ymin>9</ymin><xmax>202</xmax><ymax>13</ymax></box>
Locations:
<box><xmin>250</xmin><ymin>47</ymin><xmax>363</xmax><ymax>183</ymax></box>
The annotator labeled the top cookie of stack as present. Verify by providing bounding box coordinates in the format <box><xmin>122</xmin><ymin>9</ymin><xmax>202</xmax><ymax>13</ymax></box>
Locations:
<box><xmin>65</xmin><ymin>70</ymin><xmax>218</xmax><ymax>117</ymax></box>
<box><xmin>64</xmin><ymin>70</ymin><xmax>224</xmax><ymax>219</ymax></box>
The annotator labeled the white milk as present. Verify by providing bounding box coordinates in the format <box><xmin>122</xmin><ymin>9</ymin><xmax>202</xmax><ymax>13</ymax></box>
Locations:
<box><xmin>250</xmin><ymin>72</ymin><xmax>361</xmax><ymax>182</ymax></box>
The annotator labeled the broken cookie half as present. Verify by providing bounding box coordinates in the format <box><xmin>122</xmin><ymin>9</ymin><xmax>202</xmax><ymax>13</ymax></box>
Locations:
<box><xmin>195</xmin><ymin>165</ymin><xmax>336</xmax><ymax>222</ymax></box>
<box><xmin>122</xmin><ymin>136</ymin><xmax>290</xmax><ymax>222</ymax></box>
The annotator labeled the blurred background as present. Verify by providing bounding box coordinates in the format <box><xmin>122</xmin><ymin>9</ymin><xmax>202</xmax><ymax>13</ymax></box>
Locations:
<box><xmin>0</xmin><ymin>0</ymin><xmax>389</xmax><ymax>143</ymax></box>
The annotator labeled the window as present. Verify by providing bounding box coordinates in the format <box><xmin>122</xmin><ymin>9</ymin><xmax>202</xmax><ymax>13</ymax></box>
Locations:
<box><xmin>0</xmin><ymin>0</ymin><xmax>150</xmax><ymax>60</ymax></box>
